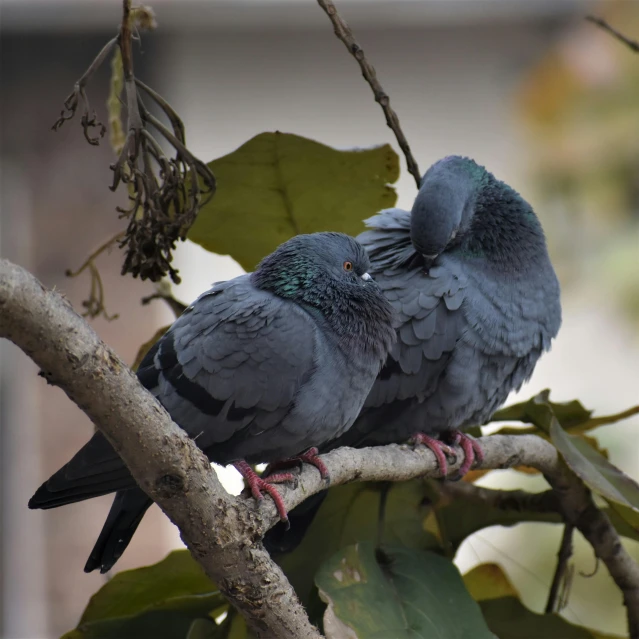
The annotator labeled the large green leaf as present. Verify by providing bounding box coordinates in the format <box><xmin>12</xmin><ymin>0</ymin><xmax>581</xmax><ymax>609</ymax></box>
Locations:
<box><xmin>464</xmin><ymin>564</ymin><xmax>620</xmax><ymax>639</ymax></box>
<box><xmin>188</xmin><ymin>132</ymin><xmax>399</xmax><ymax>270</ymax></box>
<box><xmin>490</xmin><ymin>392</ymin><xmax>639</xmax><ymax>532</ymax></box>
<box><xmin>549</xmin><ymin>419</ymin><xmax>639</xmax><ymax>514</ymax></box>
<box><xmin>316</xmin><ymin>543</ymin><xmax>495</xmax><ymax>639</ymax></box>
<box><xmin>62</xmin><ymin>550</ymin><xmax>225</xmax><ymax>639</ymax></box>
<box><xmin>276</xmin><ymin>480</ymin><xmax>438</xmax><ymax>612</ymax></box>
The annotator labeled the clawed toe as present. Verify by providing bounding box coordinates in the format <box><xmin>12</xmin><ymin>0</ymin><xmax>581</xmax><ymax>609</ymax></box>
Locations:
<box><xmin>446</xmin><ymin>431</ymin><xmax>484</xmax><ymax>480</ymax></box>
<box><xmin>297</xmin><ymin>447</ymin><xmax>330</xmax><ymax>482</ymax></box>
<box><xmin>233</xmin><ymin>461</ymin><xmax>291</xmax><ymax>522</ymax></box>
<box><xmin>411</xmin><ymin>431</ymin><xmax>484</xmax><ymax>479</ymax></box>
<box><xmin>410</xmin><ymin>433</ymin><xmax>456</xmax><ymax>476</ymax></box>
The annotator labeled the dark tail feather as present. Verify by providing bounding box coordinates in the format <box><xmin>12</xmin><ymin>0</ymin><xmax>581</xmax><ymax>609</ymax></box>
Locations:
<box><xmin>263</xmin><ymin>490</ymin><xmax>327</xmax><ymax>556</ymax></box>
<box><xmin>84</xmin><ymin>487</ymin><xmax>153</xmax><ymax>574</ymax></box>
<box><xmin>28</xmin><ymin>432</ymin><xmax>135</xmax><ymax>510</ymax></box>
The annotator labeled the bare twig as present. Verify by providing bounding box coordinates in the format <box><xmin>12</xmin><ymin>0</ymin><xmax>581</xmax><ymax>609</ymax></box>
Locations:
<box><xmin>586</xmin><ymin>15</ymin><xmax>639</xmax><ymax>53</ymax></box>
<box><xmin>545</xmin><ymin>523</ymin><xmax>575</xmax><ymax>613</ymax></box>
<box><xmin>52</xmin><ymin>36</ymin><xmax>116</xmax><ymax>143</ymax></box>
<box><xmin>140</xmin><ymin>281</ymin><xmax>188</xmax><ymax>318</ymax></box>
<box><xmin>2</xmin><ymin>259</ymin><xmax>639</xmax><ymax>638</ymax></box>
<box><xmin>65</xmin><ymin>231</ymin><xmax>125</xmax><ymax>320</ymax></box>
<box><xmin>316</xmin><ymin>0</ymin><xmax>421</xmax><ymax>189</ymax></box>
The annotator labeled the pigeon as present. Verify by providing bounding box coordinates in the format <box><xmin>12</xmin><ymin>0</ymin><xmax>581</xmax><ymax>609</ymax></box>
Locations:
<box><xmin>336</xmin><ymin>155</ymin><xmax>562</xmax><ymax>473</ymax></box>
<box><xmin>265</xmin><ymin>156</ymin><xmax>561</xmax><ymax>554</ymax></box>
<box><xmin>29</xmin><ymin>232</ymin><xmax>396</xmax><ymax>573</ymax></box>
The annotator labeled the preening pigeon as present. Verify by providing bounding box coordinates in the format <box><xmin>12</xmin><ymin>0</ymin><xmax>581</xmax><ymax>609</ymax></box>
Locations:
<box><xmin>265</xmin><ymin>156</ymin><xmax>561</xmax><ymax>554</ymax></box>
<box><xmin>29</xmin><ymin>232</ymin><xmax>396</xmax><ymax>573</ymax></box>
<box><xmin>333</xmin><ymin>155</ymin><xmax>561</xmax><ymax>473</ymax></box>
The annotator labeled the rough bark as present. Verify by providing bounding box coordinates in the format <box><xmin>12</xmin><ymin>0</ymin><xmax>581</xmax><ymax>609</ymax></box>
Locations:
<box><xmin>1</xmin><ymin>258</ymin><xmax>638</xmax><ymax>638</ymax></box>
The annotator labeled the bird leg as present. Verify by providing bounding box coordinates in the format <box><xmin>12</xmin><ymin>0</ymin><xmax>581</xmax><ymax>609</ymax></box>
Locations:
<box><xmin>443</xmin><ymin>430</ymin><xmax>485</xmax><ymax>479</ymax></box>
<box><xmin>263</xmin><ymin>447</ymin><xmax>330</xmax><ymax>482</ymax></box>
<box><xmin>233</xmin><ymin>460</ymin><xmax>291</xmax><ymax>523</ymax></box>
<box><xmin>410</xmin><ymin>433</ymin><xmax>457</xmax><ymax>477</ymax></box>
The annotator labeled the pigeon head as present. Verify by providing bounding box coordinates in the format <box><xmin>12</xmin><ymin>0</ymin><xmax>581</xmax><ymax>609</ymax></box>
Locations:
<box><xmin>411</xmin><ymin>156</ymin><xmax>546</xmax><ymax>271</ymax></box>
<box><xmin>252</xmin><ymin>232</ymin><xmax>372</xmax><ymax>296</ymax></box>
<box><xmin>252</xmin><ymin>232</ymin><xmax>396</xmax><ymax>353</ymax></box>
<box><xmin>410</xmin><ymin>156</ymin><xmax>483</xmax><ymax>266</ymax></box>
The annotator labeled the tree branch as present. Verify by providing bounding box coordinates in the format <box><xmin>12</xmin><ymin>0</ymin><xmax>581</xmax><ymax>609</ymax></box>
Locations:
<box><xmin>316</xmin><ymin>0</ymin><xmax>422</xmax><ymax>189</ymax></box>
<box><xmin>1</xmin><ymin>258</ymin><xmax>638</xmax><ymax>638</ymax></box>
<box><xmin>0</xmin><ymin>259</ymin><xmax>320</xmax><ymax>639</ymax></box>
<box><xmin>545</xmin><ymin>523</ymin><xmax>575</xmax><ymax>614</ymax></box>
<box><xmin>586</xmin><ymin>15</ymin><xmax>639</xmax><ymax>54</ymax></box>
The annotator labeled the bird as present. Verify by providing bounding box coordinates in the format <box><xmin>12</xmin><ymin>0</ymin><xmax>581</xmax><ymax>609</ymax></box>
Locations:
<box><xmin>28</xmin><ymin>232</ymin><xmax>396</xmax><ymax>574</ymax></box>
<box><xmin>264</xmin><ymin>155</ymin><xmax>561</xmax><ymax>554</ymax></box>
<box><xmin>332</xmin><ymin>155</ymin><xmax>561</xmax><ymax>472</ymax></box>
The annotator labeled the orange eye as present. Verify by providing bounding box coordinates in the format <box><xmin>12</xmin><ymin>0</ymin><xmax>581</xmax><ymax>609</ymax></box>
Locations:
<box><xmin>343</xmin><ymin>261</ymin><xmax>353</xmax><ymax>271</ymax></box>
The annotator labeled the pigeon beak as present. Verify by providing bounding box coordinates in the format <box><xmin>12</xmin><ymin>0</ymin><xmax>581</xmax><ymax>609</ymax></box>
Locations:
<box><xmin>421</xmin><ymin>253</ymin><xmax>438</xmax><ymax>270</ymax></box>
<box><xmin>360</xmin><ymin>272</ymin><xmax>372</xmax><ymax>281</ymax></box>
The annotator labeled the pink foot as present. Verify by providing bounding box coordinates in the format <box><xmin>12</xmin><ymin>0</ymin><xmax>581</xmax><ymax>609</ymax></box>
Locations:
<box><xmin>296</xmin><ymin>447</ymin><xmax>329</xmax><ymax>480</ymax></box>
<box><xmin>263</xmin><ymin>447</ymin><xmax>329</xmax><ymax>482</ymax></box>
<box><xmin>233</xmin><ymin>460</ymin><xmax>291</xmax><ymax>522</ymax></box>
<box><xmin>410</xmin><ymin>433</ymin><xmax>457</xmax><ymax>476</ymax></box>
<box><xmin>446</xmin><ymin>430</ymin><xmax>485</xmax><ymax>478</ymax></box>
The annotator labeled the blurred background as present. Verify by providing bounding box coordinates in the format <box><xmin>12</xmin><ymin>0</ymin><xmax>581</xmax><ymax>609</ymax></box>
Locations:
<box><xmin>1</xmin><ymin>0</ymin><xmax>638</xmax><ymax>637</ymax></box>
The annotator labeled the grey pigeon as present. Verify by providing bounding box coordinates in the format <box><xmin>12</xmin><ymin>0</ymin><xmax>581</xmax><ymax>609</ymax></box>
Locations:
<box><xmin>330</xmin><ymin>155</ymin><xmax>562</xmax><ymax>472</ymax></box>
<box><xmin>265</xmin><ymin>156</ymin><xmax>561</xmax><ymax>554</ymax></box>
<box><xmin>29</xmin><ymin>232</ymin><xmax>396</xmax><ymax>573</ymax></box>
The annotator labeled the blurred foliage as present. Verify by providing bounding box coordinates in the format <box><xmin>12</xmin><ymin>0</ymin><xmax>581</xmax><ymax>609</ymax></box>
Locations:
<box><xmin>187</xmin><ymin>132</ymin><xmax>399</xmax><ymax>271</ymax></box>
<box><xmin>518</xmin><ymin>1</ymin><xmax>639</xmax><ymax>222</ymax></box>
<box><xmin>464</xmin><ymin>564</ymin><xmax>620</xmax><ymax>639</ymax></box>
<box><xmin>517</xmin><ymin>0</ymin><xmax>639</xmax><ymax>324</ymax></box>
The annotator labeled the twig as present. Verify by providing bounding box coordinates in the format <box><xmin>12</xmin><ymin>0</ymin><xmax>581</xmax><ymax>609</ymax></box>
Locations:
<box><xmin>436</xmin><ymin>481</ymin><xmax>561</xmax><ymax>514</ymax></box>
<box><xmin>2</xmin><ymin>259</ymin><xmax>639</xmax><ymax>638</ymax></box>
<box><xmin>140</xmin><ymin>282</ymin><xmax>188</xmax><ymax>318</ymax></box>
<box><xmin>545</xmin><ymin>523</ymin><xmax>575</xmax><ymax>613</ymax></box>
<box><xmin>52</xmin><ymin>36</ymin><xmax>116</xmax><ymax>143</ymax></box>
<box><xmin>65</xmin><ymin>231</ymin><xmax>125</xmax><ymax>320</ymax></box>
<box><xmin>316</xmin><ymin>0</ymin><xmax>421</xmax><ymax>189</ymax></box>
<box><xmin>586</xmin><ymin>16</ymin><xmax>639</xmax><ymax>53</ymax></box>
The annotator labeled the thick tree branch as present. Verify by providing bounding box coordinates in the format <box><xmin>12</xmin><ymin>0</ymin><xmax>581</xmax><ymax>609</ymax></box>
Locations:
<box><xmin>0</xmin><ymin>259</ymin><xmax>320</xmax><ymax>639</ymax></box>
<box><xmin>1</xmin><ymin>258</ymin><xmax>638</xmax><ymax>638</ymax></box>
<box><xmin>316</xmin><ymin>0</ymin><xmax>422</xmax><ymax>189</ymax></box>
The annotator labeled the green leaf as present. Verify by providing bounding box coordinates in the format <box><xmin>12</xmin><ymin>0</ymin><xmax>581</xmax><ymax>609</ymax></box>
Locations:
<box><xmin>607</xmin><ymin>500</ymin><xmax>639</xmax><ymax>538</ymax></box>
<box><xmin>492</xmin><ymin>390</ymin><xmax>591</xmax><ymax>433</ymax></box>
<box><xmin>276</xmin><ymin>481</ymin><xmax>438</xmax><ymax>611</ymax></box>
<box><xmin>186</xmin><ymin>618</ymin><xmax>225</xmax><ymax>639</ymax></box>
<box><xmin>62</xmin><ymin>550</ymin><xmax>225</xmax><ymax>639</ymax></box>
<box><xmin>549</xmin><ymin>418</ymin><xmax>639</xmax><ymax>515</ymax></box>
<box><xmin>491</xmin><ymin>391</ymin><xmax>638</xmax><ymax>436</ymax></box>
<box><xmin>316</xmin><ymin>543</ymin><xmax>495</xmax><ymax>639</ymax></box>
<box><xmin>464</xmin><ymin>564</ymin><xmax>620</xmax><ymax>639</ymax></box>
<box><xmin>188</xmin><ymin>132</ymin><xmax>399</xmax><ymax>271</ymax></box>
